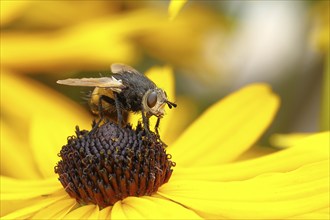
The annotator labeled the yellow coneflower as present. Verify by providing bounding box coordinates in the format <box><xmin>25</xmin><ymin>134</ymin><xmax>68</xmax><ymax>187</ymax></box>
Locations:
<box><xmin>1</xmin><ymin>66</ymin><xmax>328</xmax><ymax>219</ymax></box>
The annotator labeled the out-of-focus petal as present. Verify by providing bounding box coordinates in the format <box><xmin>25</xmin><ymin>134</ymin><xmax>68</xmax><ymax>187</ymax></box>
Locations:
<box><xmin>30</xmin><ymin>116</ymin><xmax>87</xmax><ymax>178</ymax></box>
<box><xmin>1</xmin><ymin>120</ymin><xmax>41</xmax><ymax>179</ymax></box>
<box><xmin>234</xmin><ymin>145</ymin><xmax>278</xmax><ymax>161</ymax></box>
<box><xmin>270</xmin><ymin>133</ymin><xmax>312</xmax><ymax>148</ymax></box>
<box><xmin>1</xmin><ymin>9</ymin><xmax>168</xmax><ymax>73</ymax></box>
<box><xmin>168</xmin><ymin>0</ymin><xmax>187</xmax><ymax>20</ymax></box>
<box><xmin>159</xmin><ymin>160</ymin><xmax>329</xmax><ymax>219</ymax></box>
<box><xmin>169</xmin><ymin>84</ymin><xmax>280</xmax><ymax>166</ymax></box>
<box><xmin>0</xmin><ymin>1</ymin><xmax>29</xmax><ymax>26</ymax></box>
<box><xmin>139</xmin><ymin>6</ymin><xmax>227</xmax><ymax>84</ymax></box>
<box><xmin>1</xmin><ymin>71</ymin><xmax>91</xmax><ymax>178</ymax></box>
<box><xmin>310</xmin><ymin>1</ymin><xmax>329</xmax><ymax>53</ymax></box>
<box><xmin>172</xmin><ymin>132</ymin><xmax>329</xmax><ymax>181</ymax></box>
<box><xmin>1</xmin><ymin>2</ymin><xmax>123</xmax><ymax>29</ymax></box>
<box><xmin>163</xmin><ymin>96</ymin><xmax>198</xmax><ymax>145</ymax></box>
<box><xmin>1</xmin><ymin>70</ymin><xmax>91</xmax><ymax>135</ymax></box>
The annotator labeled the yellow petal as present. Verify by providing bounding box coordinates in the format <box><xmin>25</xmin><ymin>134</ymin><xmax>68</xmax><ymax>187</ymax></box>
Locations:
<box><xmin>111</xmin><ymin>201</ymin><xmax>128</xmax><ymax>219</ymax></box>
<box><xmin>62</xmin><ymin>205</ymin><xmax>98</xmax><ymax>219</ymax></box>
<box><xmin>0</xmin><ymin>176</ymin><xmax>65</xmax><ymax>216</ymax></box>
<box><xmin>1</xmin><ymin>193</ymin><xmax>67</xmax><ymax>219</ymax></box>
<box><xmin>1</xmin><ymin>9</ymin><xmax>168</xmax><ymax>73</ymax></box>
<box><xmin>30</xmin><ymin>116</ymin><xmax>87</xmax><ymax>178</ymax></box>
<box><xmin>1</xmin><ymin>2</ymin><xmax>122</xmax><ymax>29</ymax></box>
<box><xmin>112</xmin><ymin>196</ymin><xmax>202</xmax><ymax>219</ymax></box>
<box><xmin>289</xmin><ymin>207</ymin><xmax>329</xmax><ymax>219</ymax></box>
<box><xmin>270</xmin><ymin>133</ymin><xmax>312</xmax><ymax>148</ymax></box>
<box><xmin>168</xmin><ymin>0</ymin><xmax>187</xmax><ymax>21</ymax></box>
<box><xmin>310</xmin><ymin>1</ymin><xmax>330</xmax><ymax>54</ymax></box>
<box><xmin>144</xmin><ymin>196</ymin><xmax>202</xmax><ymax>219</ymax></box>
<box><xmin>162</xmin><ymin>96</ymin><xmax>198</xmax><ymax>145</ymax></box>
<box><xmin>98</xmin><ymin>206</ymin><xmax>112</xmax><ymax>219</ymax></box>
<box><xmin>0</xmin><ymin>1</ymin><xmax>29</xmax><ymax>26</ymax></box>
<box><xmin>169</xmin><ymin>83</ymin><xmax>280</xmax><ymax>166</ymax></box>
<box><xmin>2</xmin><ymin>69</ymin><xmax>92</xmax><ymax>127</ymax></box>
<box><xmin>112</xmin><ymin>199</ymin><xmax>144</xmax><ymax>219</ymax></box>
<box><xmin>172</xmin><ymin>132</ymin><xmax>329</xmax><ymax>181</ymax></box>
<box><xmin>234</xmin><ymin>145</ymin><xmax>278</xmax><ymax>161</ymax></box>
<box><xmin>1</xmin><ymin>71</ymin><xmax>91</xmax><ymax>178</ymax></box>
<box><xmin>128</xmin><ymin>66</ymin><xmax>176</xmax><ymax>140</ymax></box>
<box><xmin>1</xmin><ymin>120</ymin><xmax>41</xmax><ymax>179</ymax></box>
<box><xmin>86</xmin><ymin>205</ymin><xmax>100</xmax><ymax>220</ymax></box>
<box><xmin>160</xmin><ymin>160</ymin><xmax>329</xmax><ymax>219</ymax></box>
<box><xmin>31</xmin><ymin>198</ymin><xmax>76</xmax><ymax>219</ymax></box>
<box><xmin>1</xmin><ymin>176</ymin><xmax>61</xmax><ymax>200</ymax></box>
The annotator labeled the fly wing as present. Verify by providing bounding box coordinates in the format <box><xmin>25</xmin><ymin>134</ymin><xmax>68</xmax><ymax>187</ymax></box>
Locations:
<box><xmin>111</xmin><ymin>63</ymin><xmax>142</xmax><ymax>75</ymax></box>
<box><xmin>57</xmin><ymin>77</ymin><xmax>125</xmax><ymax>92</ymax></box>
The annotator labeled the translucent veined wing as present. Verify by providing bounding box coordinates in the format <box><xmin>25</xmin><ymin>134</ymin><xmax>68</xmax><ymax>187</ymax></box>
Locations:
<box><xmin>57</xmin><ymin>77</ymin><xmax>125</xmax><ymax>92</ymax></box>
<box><xmin>111</xmin><ymin>63</ymin><xmax>142</xmax><ymax>75</ymax></box>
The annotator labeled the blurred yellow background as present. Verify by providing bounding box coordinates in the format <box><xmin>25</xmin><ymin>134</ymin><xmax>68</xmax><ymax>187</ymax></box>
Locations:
<box><xmin>1</xmin><ymin>1</ymin><xmax>329</xmax><ymax>142</ymax></box>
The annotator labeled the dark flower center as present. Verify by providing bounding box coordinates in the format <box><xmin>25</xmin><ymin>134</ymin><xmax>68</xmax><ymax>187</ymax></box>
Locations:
<box><xmin>54</xmin><ymin>122</ymin><xmax>175</xmax><ymax>208</ymax></box>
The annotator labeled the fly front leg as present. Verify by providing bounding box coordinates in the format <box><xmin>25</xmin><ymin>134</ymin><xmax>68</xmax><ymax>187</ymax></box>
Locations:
<box><xmin>155</xmin><ymin>117</ymin><xmax>161</xmax><ymax>136</ymax></box>
<box><xmin>154</xmin><ymin>117</ymin><xmax>167</xmax><ymax>146</ymax></box>
<box><xmin>141</xmin><ymin>110</ymin><xmax>151</xmax><ymax>137</ymax></box>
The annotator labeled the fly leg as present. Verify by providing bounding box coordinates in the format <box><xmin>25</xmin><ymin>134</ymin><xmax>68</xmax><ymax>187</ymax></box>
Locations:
<box><xmin>141</xmin><ymin>110</ymin><xmax>151</xmax><ymax>137</ymax></box>
<box><xmin>155</xmin><ymin>117</ymin><xmax>161</xmax><ymax>136</ymax></box>
<box><xmin>91</xmin><ymin>95</ymin><xmax>120</xmax><ymax>132</ymax></box>
<box><xmin>113</xmin><ymin>92</ymin><xmax>124</xmax><ymax>127</ymax></box>
<box><xmin>90</xmin><ymin>93</ymin><xmax>124</xmax><ymax>131</ymax></box>
<box><xmin>154</xmin><ymin>117</ymin><xmax>167</xmax><ymax>146</ymax></box>
<box><xmin>91</xmin><ymin>95</ymin><xmax>110</xmax><ymax>132</ymax></box>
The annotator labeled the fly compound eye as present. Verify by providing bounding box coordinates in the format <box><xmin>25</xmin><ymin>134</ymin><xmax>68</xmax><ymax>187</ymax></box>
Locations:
<box><xmin>147</xmin><ymin>91</ymin><xmax>157</xmax><ymax>108</ymax></box>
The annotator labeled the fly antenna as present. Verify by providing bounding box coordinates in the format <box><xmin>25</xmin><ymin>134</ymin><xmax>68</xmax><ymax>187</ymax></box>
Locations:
<box><xmin>166</xmin><ymin>100</ymin><xmax>177</xmax><ymax>109</ymax></box>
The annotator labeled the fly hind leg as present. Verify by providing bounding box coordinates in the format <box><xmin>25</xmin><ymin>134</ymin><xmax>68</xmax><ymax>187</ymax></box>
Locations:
<box><xmin>113</xmin><ymin>92</ymin><xmax>124</xmax><ymax>127</ymax></box>
<box><xmin>91</xmin><ymin>95</ymin><xmax>117</xmax><ymax>131</ymax></box>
